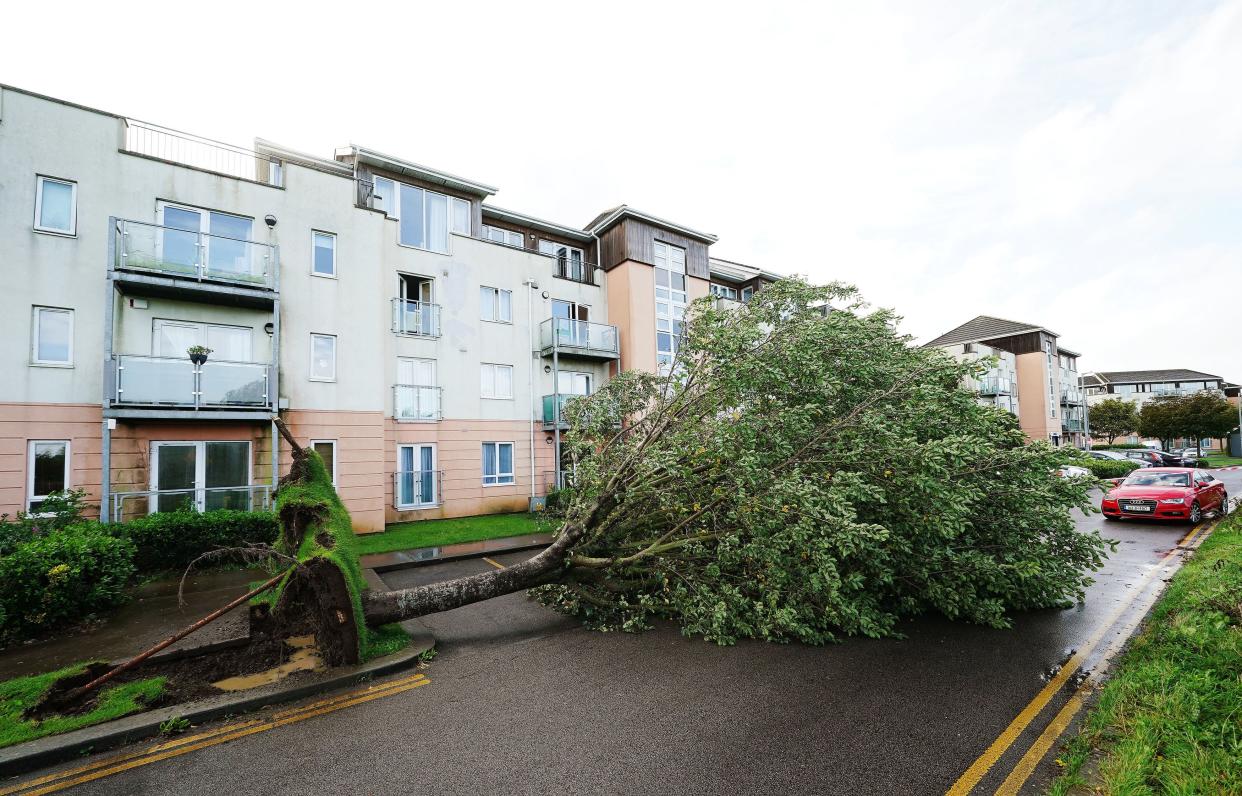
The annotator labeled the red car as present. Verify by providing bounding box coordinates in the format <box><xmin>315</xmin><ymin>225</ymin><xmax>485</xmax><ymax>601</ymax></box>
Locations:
<box><xmin>1101</xmin><ymin>467</ymin><xmax>1228</xmax><ymax>523</ymax></box>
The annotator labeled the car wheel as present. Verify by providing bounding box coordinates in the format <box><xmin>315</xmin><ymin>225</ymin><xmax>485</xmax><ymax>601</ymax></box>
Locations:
<box><xmin>1189</xmin><ymin>502</ymin><xmax>1202</xmax><ymax>524</ymax></box>
<box><xmin>1103</xmin><ymin>515</ymin><xmax>1119</xmax><ymax>521</ymax></box>
<box><xmin>1220</xmin><ymin>491</ymin><xmax>1228</xmax><ymax>512</ymax></box>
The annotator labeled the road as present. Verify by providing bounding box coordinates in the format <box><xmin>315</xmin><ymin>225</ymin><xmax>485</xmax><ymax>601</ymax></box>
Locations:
<box><xmin>9</xmin><ymin>468</ymin><xmax>1239</xmax><ymax>796</ymax></box>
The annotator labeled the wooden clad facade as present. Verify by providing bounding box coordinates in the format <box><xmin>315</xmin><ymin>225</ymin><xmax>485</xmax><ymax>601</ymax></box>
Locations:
<box><xmin>597</xmin><ymin>218</ymin><xmax>711</xmax><ymax>278</ymax></box>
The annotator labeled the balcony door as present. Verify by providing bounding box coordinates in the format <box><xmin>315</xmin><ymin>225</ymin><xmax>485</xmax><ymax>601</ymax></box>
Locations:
<box><xmin>157</xmin><ymin>202</ymin><xmax>253</xmax><ymax>277</ymax></box>
<box><xmin>153</xmin><ymin>320</ymin><xmax>252</xmax><ymax>362</ymax></box>
<box><xmin>150</xmin><ymin>441</ymin><xmax>251</xmax><ymax>513</ymax></box>
<box><xmin>397</xmin><ymin>274</ymin><xmax>436</xmax><ymax>336</ymax></box>
<box><xmin>539</xmin><ymin>240</ymin><xmax>585</xmax><ymax>282</ymax></box>
<box><xmin>396</xmin><ymin>358</ymin><xmax>438</xmax><ymax>420</ymax></box>
<box><xmin>557</xmin><ymin>371</ymin><xmax>591</xmax><ymax>396</ymax></box>
<box><xmin>396</xmin><ymin>444</ymin><xmax>436</xmax><ymax>508</ymax></box>
<box><xmin>551</xmin><ymin>300</ymin><xmax>591</xmax><ymax>347</ymax></box>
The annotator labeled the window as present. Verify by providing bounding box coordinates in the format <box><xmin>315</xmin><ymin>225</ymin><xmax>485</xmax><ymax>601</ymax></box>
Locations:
<box><xmin>158</xmin><ymin>203</ymin><xmax>254</xmax><ymax>277</ymax></box>
<box><xmin>451</xmin><ymin>197</ymin><xmax>471</xmax><ymax>235</ymax></box>
<box><xmin>310</xmin><ymin>334</ymin><xmax>336</xmax><ymax>381</ymax></box>
<box><xmin>310</xmin><ymin>440</ymin><xmax>337</xmax><ymax>486</ymax></box>
<box><xmin>483</xmin><ymin>225</ymin><xmax>524</xmax><ymax>248</ymax></box>
<box><xmin>654</xmin><ymin>241</ymin><xmax>687</xmax><ymax>371</ymax></box>
<box><xmin>32</xmin><ymin>306</ymin><xmax>73</xmax><ymax>365</ymax></box>
<box><xmin>396</xmin><ymin>358</ymin><xmax>439</xmax><ymax>420</ymax></box>
<box><xmin>710</xmin><ymin>284</ymin><xmax>738</xmax><ymax>300</ymax></box>
<box><xmin>480</xmin><ymin>286</ymin><xmax>512</xmax><ymax>323</ymax></box>
<box><xmin>741</xmin><ymin>285</ymin><xmax>755</xmax><ymax>303</ymax></box>
<box><xmin>34</xmin><ymin>176</ymin><xmax>77</xmax><ymax>235</ymax></box>
<box><xmin>372</xmin><ymin>176</ymin><xmax>396</xmax><ymax>216</ymax></box>
<box><xmin>150</xmin><ymin>441</ymin><xmax>251</xmax><ymax>513</ymax></box>
<box><xmin>396</xmin><ymin>444</ymin><xmax>437</xmax><ymax>507</ymax></box>
<box><xmin>558</xmin><ymin>371</ymin><xmax>591</xmax><ymax>395</ymax></box>
<box><xmin>27</xmin><ymin>441</ymin><xmax>69</xmax><ymax>512</ymax></box>
<box><xmin>154</xmin><ymin>319</ymin><xmax>252</xmax><ymax>361</ymax></box>
<box><xmin>312</xmin><ymin>231</ymin><xmax>336</xmax><ymax>277</ymax></box>
<box><xmin>482</xmin><ymin>442</ymin><xmax>515</xmax><ymax>485</ymax></box>
<box><xmin>393</xmin><ymin>182</ymin><xmax>455</xmax><ymax>253</ymax></box>
<box><xmin>963</xmin><ymin>343</ymin><xmax>976</xmax><ymax>354</ymax></box>
<box><xmin>481</xmin><ymin>363</ymin><xmax>513</xmax><ymax>399</ymax></box>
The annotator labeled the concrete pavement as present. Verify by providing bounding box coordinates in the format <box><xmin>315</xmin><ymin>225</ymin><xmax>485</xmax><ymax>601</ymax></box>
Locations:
<box><xmin>8</xmin><ymin>469</ymin><xmax>1238</xmax><ymax>796</ymax></box>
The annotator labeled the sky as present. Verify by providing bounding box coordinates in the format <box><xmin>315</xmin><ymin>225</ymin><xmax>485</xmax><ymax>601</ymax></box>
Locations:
<box><xmin>4</xmin><ymin>1</ymin><xmax>1240</xmax><ymax>378</ymax></box>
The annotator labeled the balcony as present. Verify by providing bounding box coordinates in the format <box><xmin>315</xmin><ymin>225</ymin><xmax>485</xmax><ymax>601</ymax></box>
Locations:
<box><xmin>109</xmin><ymin>355</ymin><xmax>273</xmax><ymax>418</ymax></box>
<box><xmin>1063</xmin><ymin>419</ymin><xmax>1086</xmax><ymax>433</ymax></box>
<box><xmin>552</xmin><ymin>258</ymin><xmax>600</xmax><ymax>286</ymax></box>
<box><xmin>1060</xmin><ymin>389</ymin><xmax>1083</xmax><ymax>405</ymax></box>
<box><xmin>393</xmin><ymin>470</ymin><xmax>443</xmax><ymax>510</ymax></box>
<box><xmin>539</xmin><ymin>318</ymin><xmax>620</xmax><ymax>360</ymax></box>
<box><xmin>542</xmin><ymin>393</ymin><xmax>621</xmax><ymax>430</ymax></box>
<box><xmin>123</xmin><ymin>119</ymin><xmax>283</xmax><ymax>187</ymax></box>
<box><xmin>391</xmin><ymin>299</ymin><xmax>442</xmax><ymax>337</ymax></box>
<box><xmin>394</xmin><ymin>385</ymin><xmax>442</xmax><ymax>421</ymax></box>
<box><xmin>977</xmin><ymin>378</ymin><xmax>1012</xmax><ymax>396</ymax></box>
<box><xmin>107</xmin><ymin>484</ymin><xmax>273</xmax><ymax>523</ymax></box>
<box><xmin>113</xmin><ymin>219</ymin><xmax>277</xmax><ymax>303</ymax></box>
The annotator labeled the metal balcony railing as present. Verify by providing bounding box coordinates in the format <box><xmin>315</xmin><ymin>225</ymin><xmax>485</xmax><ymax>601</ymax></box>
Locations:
<box><xmin>391</xmin><ymin>298</ymin><xmax>442</xmax><ymax>337</ymax></box>
<box><xmin>553</xmin><ymin>258</ymin><xmax>599</xmax><ymax>286</ymax></box>
<box><xmin>977</xmin><ymin>378</ymin><xmax>1012</xmax><ymax>396</ymax></box>
<box><xmin>108</xmin><ymin>484</ymin><xmax>272</xmax><ymax>523</ymax></box>
<box><xmin>543</xmin><ymin>393</ymin><xmax>582</xmax><ymax>427</ymax></box>
<box><xmin>1063</xmin><ymin>419</ymin><xmax>1086</xmax><ymax>432</ymax></box>
<box><xmin>539</xmin><ymin>318</ymin><xmax>619</xmax><ymax>358</ymax></box>
<box><xmin>114</xmin><ymin>219</ymin><xmax>276</xmax><ymax>289</ymax></box>
<box><xmin>394</xmin><ymin>385</ymin><xmax>442</xmax><ymax>421</ymax></box>
<box><xmin>123</xmin><ymin>119</ymin><xmax>284</xmax><ymax>186</ymax></box>
<box><xmin>393</xmin><ymin>470</ymin><xmax>443</xmax><ymax>509</ymax></box>
<box><xmin>113</xmin><ymin>356</ymin><xmax>271</xmax><ymax>409</ymax></box>
<box><xmin>1060</xmin><ymin>389</ymin><xmax>1083</xmax><ymax>405</ymax></box>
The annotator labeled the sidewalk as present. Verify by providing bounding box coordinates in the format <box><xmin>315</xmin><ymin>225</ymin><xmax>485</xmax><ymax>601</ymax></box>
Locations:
<box><xmin>360</xmin><ymin>532</ymin><xmax>554</xmax><ymax>573</ymax></box>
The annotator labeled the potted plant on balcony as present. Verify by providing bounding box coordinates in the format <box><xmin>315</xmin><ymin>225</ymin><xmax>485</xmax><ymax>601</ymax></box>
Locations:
<box><xmin>187</xmin><ymin>345</ymin><xmax>213</xmax><ymax>366</ymax></box>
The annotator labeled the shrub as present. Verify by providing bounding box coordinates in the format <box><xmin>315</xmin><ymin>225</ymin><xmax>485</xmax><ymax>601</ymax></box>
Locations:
<box><xmin>0</xmin><ymin>525</ymin><xmax>135</xmax><ymax>640</ymax></box>
<box><xmin>1075</xmin><ymin>457</ymin><xmax>1141</xmax><ymax>479</ymax></box>
<box><xmin>116</xmin><ymin>510</ymin><xmax>279</xmax><ymax>573</ymax></box>
<box><xmin>0</xmin><ymin>490</ymin><xmax>91</xmax><ymax>556</ymax></box>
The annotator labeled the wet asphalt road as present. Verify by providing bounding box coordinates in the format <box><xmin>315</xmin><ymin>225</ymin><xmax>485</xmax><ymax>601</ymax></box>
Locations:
<box><xmin>14</xmin><ymin>469</ymin><xmax>1241</xmax><ymax>796</ymax></box>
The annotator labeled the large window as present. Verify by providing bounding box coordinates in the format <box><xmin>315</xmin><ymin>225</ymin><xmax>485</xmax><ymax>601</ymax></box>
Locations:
<box><xmin>709</xmin><ymin>283</ymin><xmax>738</xmax><ymax>300</ymax></box>
<box><xmin>312</xmin><ymin>231</ymin><xmax>337</xmax><ymax>277</ymax></box>
<box><xmin>396</xmin><ymin>358</ymin><xmax>439</xmax><ymax>421</ymax></box>
<box><xmin>158</xmin><ymin>202</ymin><xmax>254</xmax><ymax>277</ymax></box>
<box><xmin>32</xmin><ymin>306</ymin><xmax>73</xmax><ymax>366</ymax></box>
<box><xmin>481</xmin><ymin>363</ymin><xmax>513</xmax><ymax>399</ymax></box>
<box><xmin>482</xmin><ymin>442</ymin><xmax>515</xmax><ymax>486</ymax></box>
<box><xmin>150</xmin><ymin>441</ymin><xmax>251</xmax><ymax>513</ymax></box>
<box><xmin>480</xmin><ymin>286</ymin><xmax>512</xmax><ymax>323</ymax></box>
<box><xmin>153</xmin><ymin>319</ymin><xmax>252</xmax><ymax>361</ymax></box>
<box><xmin>310</xmin><ymin>334</ymin><xmax>337</xmax><ymax>381</ymax></box>
<box><xmin>539</xmin><ymin>240</ymin><xmax>586</xmax><ymax>282</ymax></box>
<box><xmin>27</xmin><ymin>440</ymin><xmax>69</xmax><ymax>512</ymax></box>
<box><xmin>483</xmin><ymin>225</ymin><xmax>524</xmax><ymax>248</ymax></box>
<box><xmin>373</xmin><ymin>176</ymin><xmax>470</xmax><ymax>254</ymax></box>
<box><xmin>654</xmin><ymin>241</ymin><xmax>687</xmax><ymax>371</ymax></box>
<box><xmin>396</xmin><ymin>444</ymin><xmax>437</xmax><ymax>508</ymax></box>
<box><xmin>34</xmin><ymin>176</ymin><xmax>77</xmax><ymax>235</ymax></box>
<box><xmin>310</xmin><ymin>440</ymin><xmax>337</xmax><ymax>486</ymax></box>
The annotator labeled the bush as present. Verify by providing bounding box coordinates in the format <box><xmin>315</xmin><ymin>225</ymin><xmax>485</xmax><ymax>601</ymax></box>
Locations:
<box><xmin>1075</xmin><ymin>457</ymin><xmax>1141</xmax><ymax>479</ymax></box>
<box><xmin>117</xmin><ymin>510</ymin><xmax>278</xmax><ymax>573</ymax></box>
<box><xmin>0</xmin><ymin>525</ymin><xmax>135</xmax><ymax>640</ymax></box>
<box><xmin>0</xmin><ymin>490</ymin><xmax>91</xmax><ymax>556</ymax></box>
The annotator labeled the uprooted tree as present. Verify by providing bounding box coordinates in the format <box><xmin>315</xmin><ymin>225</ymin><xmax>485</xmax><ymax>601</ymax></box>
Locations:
<box><xmin>275</xmin><ymin>279</ymin><xmax>1111</xmax><ymax>653</ymax></box>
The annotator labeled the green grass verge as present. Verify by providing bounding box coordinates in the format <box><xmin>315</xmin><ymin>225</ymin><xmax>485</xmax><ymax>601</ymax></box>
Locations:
<box><xmin>360</xmin><ymin>623</ymin><xmax>413</xmax><ymax>662</ymax></box>
<box><xmin>1047</xmin><ymin>509</ymin><xmax>1242</xmax><ymax>795</ymax></box>
<box><xmin>354</xmin><ymin>512</ymin><xmax>550</xmax><ymax>556</ymax></box>
<box><xmin>1204</xmin><ymin>453</ymin><xmax>1242</xmax><ymax>467</ymax></box>
<box><xmin>0</xmin><ymin>663</ymin><xmax>165</xmax><ymax>749</ymax></box>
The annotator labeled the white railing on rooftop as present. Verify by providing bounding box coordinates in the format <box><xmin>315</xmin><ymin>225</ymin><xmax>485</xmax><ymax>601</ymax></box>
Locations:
<box><xmin>122</xmin><ymin>119</ymin><xmax>284</xmax><ymax>187</ymax></box>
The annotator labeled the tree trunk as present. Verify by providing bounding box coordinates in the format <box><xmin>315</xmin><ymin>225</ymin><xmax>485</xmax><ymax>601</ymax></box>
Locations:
<box><xmin>362</xmin><ymin>528</ymin><xmax>577</xmax><ymax>626</ymax></box>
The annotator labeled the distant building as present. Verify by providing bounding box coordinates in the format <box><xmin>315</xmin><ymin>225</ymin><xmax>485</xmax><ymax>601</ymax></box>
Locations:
<box><xmin>1081</xmin><ymin>369</ymin><xmax>1236</xmax><ymax>450</ymax></box>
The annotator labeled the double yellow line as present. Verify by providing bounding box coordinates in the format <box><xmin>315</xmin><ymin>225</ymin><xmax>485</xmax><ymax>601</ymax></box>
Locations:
<box><xmin>947</xmin><ymin>521</ymin><xmax>1210</xmax><ymax>795</ymax></box>
<box><xmin>1</xmin><ymin>671</ymin><xmax>431</xmax><ymax>796</ymax></box>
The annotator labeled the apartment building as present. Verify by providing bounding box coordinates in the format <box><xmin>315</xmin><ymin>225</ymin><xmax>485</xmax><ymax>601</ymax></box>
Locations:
<box><xmin>1081</xmin><ymin>369</ymin><xmax>1237</xmax><ymax>450</ymax></box>
<box><xmin>0</xmin><ymin>85</ymin><xmax>776</xmax><ymax>532</ymax></box>
<box><xmin>924</xmin><ymin>316</ymin><xmax>1087</xmax><ymax>447</ymax></box>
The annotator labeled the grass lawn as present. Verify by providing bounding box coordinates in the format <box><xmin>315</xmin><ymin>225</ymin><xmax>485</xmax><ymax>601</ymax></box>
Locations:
<box><xmin>0</xmin><ymin>663</ymin><xmax>165</xmax><ymax>749</ymax></box>
<box><xmin>1048</xmin><ymin>508</ymin><xmax>1242</xmax><ymax>794</ymax></box>
<box><xmin>1204</xmin><ymin>453</ymin><xmax>1242</xmax><ymax>467</ymax></box>
<box><xmin>354</xmin><ymin>512</ymin><xmax>553</xmax><ymax>556</ymax></box>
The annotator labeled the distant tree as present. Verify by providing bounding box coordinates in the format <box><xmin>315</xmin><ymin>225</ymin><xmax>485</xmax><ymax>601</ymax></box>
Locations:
<box><xmin>1138</xmin><ymin>396</ymin><xmax>1184</xmax><ymax>451</ymax></box>
<box><xmin>1179</xmin><ymin>391</ymin><xmax>1238</xmax><ymax>455</ymax></box>
<box><xmin>1089</xmin><ymin>398</ymin><xmax>1138</xmax><ymax>445</ymax></box>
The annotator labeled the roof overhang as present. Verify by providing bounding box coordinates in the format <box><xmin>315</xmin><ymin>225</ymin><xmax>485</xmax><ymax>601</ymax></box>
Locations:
<box><xmin>1057</xmin><ymin>346</ymin><xmax>1082</xmax><ymax>357</ymax></box>
<box><xmin>348</xmin><ymin>146</ymin><xmax>498</xmax><ymax>197</ymax></box>
<box><xmin>255</xmin><ymin>139</ymin><xmax>352</xmax><ymax>177</ymax></box>
<box><xmin>709</xmin><ymin>257</ymin><xmax>782</xmax><ymax>283</ymax></box>
<box><xmin>482</xmin><ymin>205</ymin><xmax>593</xmax><ymax>243</ymax></box>
<box><xmin>587</xmin><ymin>205</ymin><xmax>718</xmax><ymax>244</ymax></box>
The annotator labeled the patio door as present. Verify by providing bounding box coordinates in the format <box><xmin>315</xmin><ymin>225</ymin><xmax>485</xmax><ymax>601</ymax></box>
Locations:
<box><xmin>158</xmin><ymin>202</ymin><xmax>253</xmax><ymax>277</ymax></box>
<box><xmin>396</xmin><ymin>444</ymin><xmax>436</xmax><ymax>508</ymax></box>
<box><xmin>154</xmin><ymin>320</ymin><xmax>252</xmax><ymax>362</ymax></box>
<box><xmin>396</xmin><ymin>358</ymin><xmax>438</xmax><ymax>420</ymax></box>
<box><xmin>551</xmin><ymin>300</ymin><xmax>590</xmax><ymax>346</ymax></box>
<box><xmin>150</xmin><ymin>441</ymin><xmax>251</xmax><ymax>513</ymax></box>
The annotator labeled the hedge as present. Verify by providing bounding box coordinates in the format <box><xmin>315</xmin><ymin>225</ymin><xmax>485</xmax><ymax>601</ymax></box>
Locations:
<box><xmin>0</xmin><ymin>525</ymin><xmax>135</xmax><ymax>640</ymax></box>
<box><xmin>1077</xmin><ymin>458</ymin><xmax>1141</xmax><ymax>479</ymax></box>
<box><xmin>116</xmin><ymin>510</ymin><xmax>279</xmax><ymax>573</ymax></box>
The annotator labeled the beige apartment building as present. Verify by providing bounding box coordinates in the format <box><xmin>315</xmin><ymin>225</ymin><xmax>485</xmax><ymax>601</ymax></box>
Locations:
<box><xmin>0</xmin><ymin>85</ymin><xmax>776</xmax><ymax>532</ymax></box>
<box><xmin>1082</xmin><ymin>369</ymin><xmax>1238</xmax><ymax>450</ymax></box>
<box><xmin>925</xmin><ymin>316</ymin><xmax>1087</xmax><ymax>448</ymax></box>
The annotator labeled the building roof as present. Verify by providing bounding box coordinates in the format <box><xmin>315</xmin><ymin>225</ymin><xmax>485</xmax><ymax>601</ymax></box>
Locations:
<box><xmin>584</xmin><ymin>205</ymin><xmax>719</xmax><ymax>244</ymax></box>
<box><xmin>1080</xmin><ymin>373</ymin><xmax>1106</xmax><ymax>387</ymax></box>
<box><xmin>1084</xmin><ymin>369</ymin><xmax>1223</xmax><ymax>385</ymax></box>
<box><xmin>1057</xmin><ymin>346</ymin><xmax>1082</xmax><ymax>357</ymax></box>
<box><xmin>481</xmin><ymin>205</ymin><xmax>594</xmax><ymax>243</ymax></box>
<box><xmin>344</xmin><ymin>145</ymin><xmax>498</xmax><ymax>197</ymax></box>
<box><xmin>923</xmin><ymin>315</ymin><xmax>1057</xmax><ymax>348</ymax></box>
<box><xmin>708</xmin><ymin>257</ymin><xmax>783</xmax><ymax>283</ymax></box>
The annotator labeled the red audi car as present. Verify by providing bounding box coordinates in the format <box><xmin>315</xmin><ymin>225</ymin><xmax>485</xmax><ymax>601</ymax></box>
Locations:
<box><xmin>1101</xmin><ymin>467</ymin><xmax>1228</xmax><ymax>523</ymax></box>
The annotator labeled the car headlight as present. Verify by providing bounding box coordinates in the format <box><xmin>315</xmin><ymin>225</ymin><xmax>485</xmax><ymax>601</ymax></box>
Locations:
<box><xmin>1160</xmin><ymin>497</ymin><xmax>1185</xmax><ymax>505</ymax></box>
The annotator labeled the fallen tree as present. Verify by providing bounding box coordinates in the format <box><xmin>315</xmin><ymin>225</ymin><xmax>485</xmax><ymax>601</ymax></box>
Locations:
<box><xmin>359</xmin><ymin>279</ymin><xmax>1111</xmax><ymax>644</ymax></box>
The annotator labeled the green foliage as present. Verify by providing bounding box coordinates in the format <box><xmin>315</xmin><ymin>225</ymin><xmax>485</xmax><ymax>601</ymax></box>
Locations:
<box><xmin>0</xmin><ymin>662</ymin><xmax>165</xmax><ymax>749</ymax></box>
<box><xmin>535</xmin><ymin>279</ymin><xmax>1111</xmax><ymax>645</ymax></box>
<box><xmin>1050</xmin><ymin>506</ymin><xmax>1242</xmax><ymax>793</ymax></box>
<box><xmin>0</xmin><ymin>526</ymin><xmax>135</xmax><ymax>640</ymax></box>
<box><xmin>1091</xmin><ymin>443</ymin><xmax>1146</xmax><ymax>450</ymax></box>
<box><xmin>117</xmin><ymin>510</ymin><xmax>278</xmax><ymax>572</ymax></box>
<box><xmin>0</xmin><ymin>490</ymin><xmax>91</xmax><ymax>556</ymax></box>
<box><xmin>360</xmin><ymin>623</ymin><xmax>412</xmax><ymax>662</ymax></box>
<box><xmin>1065</xmin><ymin>454</ymin><xmax>1141</xmax><ymax>479</ymax></box>
<box><xmin>355</xmin><ymin>513</ymin><xmax>547</xmax><ymax>556</ymax></box>
<box><xmin>1139</xmin><ymin>391</ymin><xmax>1238</xmax><ymax>451</ymax></box>
<box><xmin>159</xmin><ymin>716</ymin><xmax>191</xmax><ymax>735</ymax></box>
<box><xmin>1088</xmin><ymin>399</ymin><xmax>1139</xmax><ymax>445</ymax></box>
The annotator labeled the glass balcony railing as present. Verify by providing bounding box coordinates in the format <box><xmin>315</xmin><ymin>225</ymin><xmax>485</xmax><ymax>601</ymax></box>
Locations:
<box><xmin>391</xmin><ymin>298</ymin><xmax>441</xmax><ymax>337</ymax></box>
<box><xmin>543</xmin><ymin>393</ymin><xmax>582</xmax><ymax>425</ymax></box>
<box><xmin>539</xmin><ymin>318</ymin><xmax>619</xmax><ymax>358</ymax></box>
<box><xmin>114</xmin><ymin>219</ymin><xmax>276</xmax><ymax>289</ymax></box>
<box><xmin>977</xmin><ymin>378</ymin><xmax>1012</xmax><ymax>396</ymax></box>
<box><xmin>394</xmin><ymin>385</ymin><xmax>442</xmax><ymax>421</ymax></box>
<box><xmin>108</xmin><ymin>484</ymin><xmax>273</xmax><ymax>523</ymax></box>
<box><xmin>113</xmin><ymin>356</ymin><xmax>271</xmax><ymax>409</ymax></box>
<box><xmin>1063</xmin><ymin>419</ymin><xmax>1086</xmax><ymax>432</ymax></box>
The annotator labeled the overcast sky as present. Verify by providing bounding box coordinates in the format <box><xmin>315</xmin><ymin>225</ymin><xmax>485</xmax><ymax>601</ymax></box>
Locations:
<box><xmin>4</xmin><ymin>1</ymin><xmax>1239</xmax><ymax>378</ymax></box>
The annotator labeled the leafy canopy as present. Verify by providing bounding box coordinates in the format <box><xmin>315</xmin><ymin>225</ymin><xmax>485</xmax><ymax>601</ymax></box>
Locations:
<box><xmin>536</xmin><ymin>279</ymin><xmax>1110</xmax><ymax>645</ymax></box>
<box><xmin>1088</xmin><ymin>398</ymin><xmax>1138</xmax><ymax>445</ymax></box>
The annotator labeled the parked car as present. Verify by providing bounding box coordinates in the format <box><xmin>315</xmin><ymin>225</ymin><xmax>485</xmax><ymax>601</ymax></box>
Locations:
<box><xmin>1179</xmin><ymin>452</ymin><xmax>1209</xmax><ymax>468</ymax></box>
<box><xmin>1088</xmin><ymin>450</ymin><xmax>1152</xmax><ymax>467</ymax></box>
<box><xmin>1056</xmin><ymin>464</ymin><xmax>1091</xmax><ymax>478</ymax></box>
<box><xmin>1100</xmin><ymin>468</ymin><xmax>1228</xmax><ymax>523</ymax></box>
<box><xmin>1124</xmin><ymin>449</ymin><xmax>1184</xmax><ymax>468</ymax></box>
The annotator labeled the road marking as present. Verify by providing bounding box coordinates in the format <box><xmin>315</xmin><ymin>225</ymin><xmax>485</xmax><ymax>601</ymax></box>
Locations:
<box><xmin>2</xmin><ymin>672</ymin><xmax>430</xmax><ymax>796</ymax></box>
<box><xmin>482</xmin><ymin>556</ymin><xmax>506</xmax><ymax>570</ymax></box>
<box><xmin>946</xmin><ymin>521</ymin><xmax>1207</xmax><ymax>795</ymax></box>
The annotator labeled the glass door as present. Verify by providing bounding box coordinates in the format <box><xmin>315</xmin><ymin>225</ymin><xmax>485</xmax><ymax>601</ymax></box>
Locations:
<box><xmin>397</xmin><ymin>444</ymin><xmax>437</xmax><ymax>507</ymax></box>
<box><xmin>396</xmin><ymin>358</ymin><xmax>437</xmax><ymax>420</ymax></box>
<box><xmin>153</xmin><ymin>443</ymin><xmax>197</xmax><ymax>513</ymax></box>
<box><xmin>151</xmin><ymin>441</ymin><xmax>251</xmax><ymax>513</ymax></box>
<box><xmin>158</xmin><ymin>205</ymin><xmax>203</xmax><ymax>274</ymax></box>
<box><xmin>204</xmin><ymin>442</ymin><xmax>250</xmax><ymax>510</ymax></box>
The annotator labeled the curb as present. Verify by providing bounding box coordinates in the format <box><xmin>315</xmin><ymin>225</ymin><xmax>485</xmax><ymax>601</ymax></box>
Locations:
<box><xmin>0</xmin><ymin>620</ymin><xmax>434</xmax><ymax>778</ymax></box>
<box><xmin>360</xmin><ymin>533</ymin><xmax>553</xmax><ymax>574</ymax></box>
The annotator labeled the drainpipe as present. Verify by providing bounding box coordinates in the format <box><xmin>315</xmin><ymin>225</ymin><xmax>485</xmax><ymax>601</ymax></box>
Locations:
<box><xmin>524</xmin><ymin>278</ymin><xmax>539</xmax><ymax>499</ymax></box>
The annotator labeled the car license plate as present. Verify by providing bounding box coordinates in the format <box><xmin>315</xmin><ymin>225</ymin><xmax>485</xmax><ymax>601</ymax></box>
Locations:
<box><xmin>1122</xmin><ymin>504</ymin><xmax>1153</xmax><ymax>512</ymax></box>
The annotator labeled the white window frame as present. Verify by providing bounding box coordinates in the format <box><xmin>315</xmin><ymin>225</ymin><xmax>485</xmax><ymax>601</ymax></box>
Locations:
<box><xmin>386</xmin><ymin>180</ymin><xmax>458</xmax><ymax>255</ymax></box>
<box><xmin>483</xmin><ymin>225</ymin><xmax>524</xmax><ymax>248</ymax></box>
<box><xmin>480</xmin><ymin>286</ymin><xmax>513</xmax><ymax>323</ymax></box>
<box><xmin>481</xmin><ymin>441</ymin><xmax>515</xmax><ymax>486</ymax></box>
<box><xmin>310</xmin><ymin>440</ymin><xmax>338</xmax><ymax>487</ymax></box>
<box><xmin>480</xmin><ymin>363</ymin><xmax>514</xmax><ymax>399</ymax></box>
<box><xmin>152</xmin><ymin>318</ymin><xmax>253</xmax><ymax>362</ymax></box>
<box><xmin>311</xmin><ymin>230</ymin><xmax>337</xmax><ymax>278</ymax></box>
<box><xmin>149</xmin><ymin>440</ymin><xmax>252</xmax><ymax>514</ymax></box>
<box><xmin>396</xmin><ymin>443</ymin><xmax>438</xmax><ymax>508</ymax></box>
<box><xmin>710</xmin><ymin>284</ymin><xmax>738</xmax><ymax>300</ymax></box>
<box><xmin>31</xmin><ymin>306</ymin><xmax>74</xmax><ymax>366</ymax></box>
<box><xmin>27</xmin><ymin>440</ymin><xmax>70</xmax><ymax>513</ymax></box>
<box><xmin>34</xmin><ymin>176</ymin><xmax>78</xmax><ymax>236</ymax></box>
<box><xmin>309</xmin><ymin>333</ymin><xmax>337</xmax><ymax>382</ymax></box>
<box><xmin>450</xmin><ymin>197</ymin><xmax>471</xmax><ymax>235</ymax></box>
